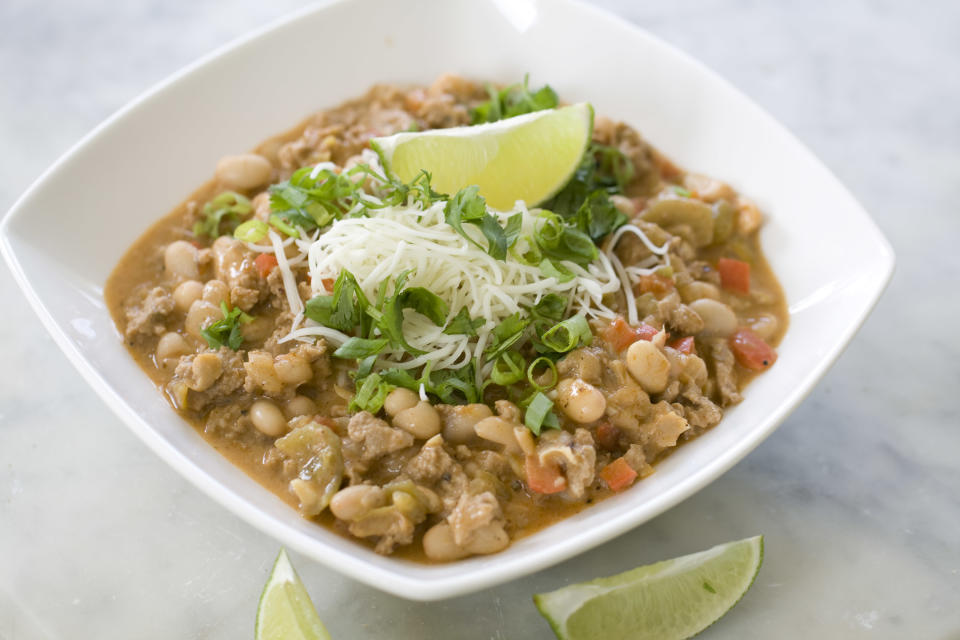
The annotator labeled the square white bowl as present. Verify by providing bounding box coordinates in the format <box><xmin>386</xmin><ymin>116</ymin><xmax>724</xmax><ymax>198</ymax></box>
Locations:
<box><xmin>0</xmin><ymin>0</ymin><xmax>893</xmax><ymax>600</ymax></box>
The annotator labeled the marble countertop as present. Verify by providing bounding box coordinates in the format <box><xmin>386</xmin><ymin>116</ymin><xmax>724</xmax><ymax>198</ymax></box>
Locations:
<box><xmin>2</xmin><ymin>1</ymin><xmax>958</xmax><ymax>638</ymax></box>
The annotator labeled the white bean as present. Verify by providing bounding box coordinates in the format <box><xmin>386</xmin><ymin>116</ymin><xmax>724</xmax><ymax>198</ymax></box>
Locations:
<box><xmin>188</xmin><ymin>352</ymin><xmax>223</xmax><ymax>391</ymax></box>
<box><xmin>689</xmin><ymin>298</ymin><xmax>738</xmax><ymax>338</ymax></box>
<box><xmin>749</xmin><ymin>313</ymin><xmax>779</xmax><ymax>341</ymax></box>
<box><xmin>464</xmin><ymin>522</ymin><xmax>509</xmax><ymax>555</ymax></box>
<box><xmin>393</xmin><ymin>401</ymin><xmax>441</xmax><ymax>440</ymax></box>
<box><xmin>201</xmin><ymin>280</ymin><xmax>230</xmax><ymax>307</ymax></box>
<box><xmin>156</xmin><ymin>332</ymin><xmax>191</xmax><ymax>361</ymax></box>
<box><xmin>422</xmin><ymin>523</ymin><xmax>469</xmax><ymax>561</ymax></box>
<box><xmin>283</xmin><ymin>395</ymin><xmax>317</xmax><ymax>419</ymax></box>
<box><xmin>184</xmin><ymin>300</ymin><xmax>221</xmax><ymax>338</ymax></box>
<box><xmin>274</xmin><ymin>353</ymin><xmax>313</xmax><ymax>386</ymax></box>
<box><xmin>172</xmin><ymin>280</ymin><xmax>203</xmax><ymax>312</ymax></box>
<box><xmin>625</xmin><ymin>340</ymin><xmax>671</xmax><ymax>394</ymax></box>
<box><xmin>474</xmin><ymin>416</ymin><xmax>519</xmax><ymax>451</ymax></box>
<box><xmin>555</xmin><ymin>378</ymin><xmax>606</xmax><ymax>423</ymax></box>
<box><xmin>383</xmin><ymin>387</ymin><xmax>419</xmax><ymax>418</ymax></box>
<box><xmin>330</xmin><ymin>485</ymin><xmax>387</xmax><ymax>521</ymax></box>
<box><xmin>679</xmin><ymin>280</ymin><xmax>720</xmax><ymax>303</ymax></box>
<box><xmin>441</xmin><ymin>404</ymin><xmax>492</xmax><ymax>444</ymax></box>
<box><xmin>164</xmin><ymin>241</ymin><xmax>199</xmax><ymax>280</ymax></box>
<box><xmin>250</xmin><ymin>399</ymin><xmax>287</xmax><ymax>437</ymax></box>
<box><xmin>215</xmin><ymin>153</ymin><xmax>273</xmax><ymax>191</ymax></box>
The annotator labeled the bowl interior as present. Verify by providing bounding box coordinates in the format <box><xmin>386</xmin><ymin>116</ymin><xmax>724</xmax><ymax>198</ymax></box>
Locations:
<box><xmin>0</xmin><ymin>0</ymin><xmax>893</xmax><ymax>600</ymax></box>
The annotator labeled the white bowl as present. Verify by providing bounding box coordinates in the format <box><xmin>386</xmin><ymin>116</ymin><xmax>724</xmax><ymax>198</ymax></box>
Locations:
<box><xmin>0</xmin><ymin>0</ymin><xmax>893</xmax><ymax>600</ymax></box>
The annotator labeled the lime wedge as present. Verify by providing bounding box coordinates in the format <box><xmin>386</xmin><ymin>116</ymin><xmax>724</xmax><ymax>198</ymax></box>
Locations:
<box><xmin>255</xmin><ymin>549</ymin><xmax>331</xmax><ymax>640</ymax></box>
<box><xmin>534</xmin><ymin>536</ymin><xmax>764</xmax><ymax>640</ymax></box>
<box><xmin>372</xmin><ymin>103</ymin><xmax>593</xmax><ymax>210</ymax></box>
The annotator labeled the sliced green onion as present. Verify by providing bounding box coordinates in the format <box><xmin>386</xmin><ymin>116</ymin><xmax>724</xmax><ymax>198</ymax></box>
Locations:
<box><xmin>524</xmin><ymin>391</ymin><xmax>557</xmax><ymax>436</ymax></box>
<box><xmin>269</xmin><ymin>213</ymin><xmax>300</xmax><ymax>238</ymax></box>
<box><xmin>490</xmin><ymin>351</ymin><xmax>526</xmax><ymax>386</ymax></box>
<box><xmin>233</xmin><ymin>219</ymin><xmax>269</xmax><ymax>243</ymax></box>
<box><xmin>350</xmin><ymin>373</ymin><xmax>392</xmax><ymax>414</ymax></box>
<box><xmin>527</xmin><ymin>356</ymin><xmax>558</xmax><ymax>391</ymax></box>
<box><xmin>333</xmin><ymin>337</ymin><xmax>388</xmax><ymax>359</ymax></box>
<box><xmin>540</xmin><ymin>314</ymin><xmax>592</xmax><ymax>353</ymax></box>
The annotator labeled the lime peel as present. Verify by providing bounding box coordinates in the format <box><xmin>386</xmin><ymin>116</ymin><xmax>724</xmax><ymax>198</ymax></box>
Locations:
<box><xmin>534</xmin><ymin>536</ymin><xmax>764</xmax><ymax>640</ymax></box>
<box><xmin>255</xmin><ymin>549</ymin><xmax>331</xmax><ymax>640</ymax></box>
<box><xmin>372</xmin><ymin>103</ymin><xmax>594</xmax><ymax>210</ymax></box>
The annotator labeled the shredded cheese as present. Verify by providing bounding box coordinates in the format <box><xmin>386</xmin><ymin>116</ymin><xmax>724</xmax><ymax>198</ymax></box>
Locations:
<box><xmin>268</xmin><ymin>196</ymin><xmax>669</xmax><ymax>372</ymax></box>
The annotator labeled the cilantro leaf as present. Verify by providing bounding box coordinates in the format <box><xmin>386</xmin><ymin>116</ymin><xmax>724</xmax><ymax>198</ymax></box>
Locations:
<box><xmin>200</xmin><ymin>302</ymin><xmax>252</xmax><ymax>350</ymax></box>
<box><xmin>379</xmin><ymin>275</ymin><xmax>449</xmax><ymax>355</ymax></box>
<box><xmin>333</xmin><ymin>337</ymin><xmax>388</xmax><ymax>359</ymax></box>
<box><xmin>304</xmin><ymin>270</ymin><xmax>370</xmax><ymax>333</ymax></box>
<box><xmin>193</xmin><ymin>191</ymin><xmax>252</xmax><ymax>239</ymax></box>
<box><xmin>470</xmin><ymin>75</ymin><xmax>559</xmax><ymax>124</ymax></box>
<box><xmin>486</xmin><ymin>312</ymin><xmax>531</xmax><ymax>360</ymax></box>
<box><xmin>444</xmin><ymin>307</ymin><xmax>485</xmax><ymax>336</ymax></box>
<box><xmin>444</xmin><ymin>186</ymin><xmax>521</xmax><ymax>260</ymax></box>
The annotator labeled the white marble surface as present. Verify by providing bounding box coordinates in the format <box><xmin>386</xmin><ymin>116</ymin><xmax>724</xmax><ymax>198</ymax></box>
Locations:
<box><xmin>1</xmin><ymin>0</ymin><xmax>958</xmax><ymax>637</ymax></box>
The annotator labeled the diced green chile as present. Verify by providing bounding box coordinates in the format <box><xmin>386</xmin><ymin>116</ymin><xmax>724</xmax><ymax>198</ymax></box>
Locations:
<box><xmin>275</xmin><ymin>422</ymin><xmax>344</xmax><ymax>517</ymax></box>
<box><xmin>641</xmin><ymin>198</ymin><xmax>715</xmax><ymax>248</ymax></box>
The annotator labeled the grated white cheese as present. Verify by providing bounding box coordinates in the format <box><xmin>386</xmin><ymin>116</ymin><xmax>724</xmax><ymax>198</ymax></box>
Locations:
<box><xmin>269</xmin><ymin>196</ymin><xmax>669</xmax><ymax>373</ymax></box>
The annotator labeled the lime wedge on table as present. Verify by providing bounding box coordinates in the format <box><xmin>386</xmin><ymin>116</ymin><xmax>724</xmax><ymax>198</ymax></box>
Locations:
<box><xmin>534</xmin><ymin>536</ymin><xmax>763</xmax><ymax>640</ymax></box>
<box><xmin>255</xmin><ymin>549</ymin><xmax>331</xmax><ymax>640</ymax></box>
<box><xmin>372</xmin><ymin>103</ymin><xmax>593</xmax><ymax>210</ymax></box>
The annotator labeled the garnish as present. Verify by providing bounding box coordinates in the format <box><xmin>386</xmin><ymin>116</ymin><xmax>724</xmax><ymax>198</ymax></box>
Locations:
<box><xmin>470</xmin><ymin>75</ymin><xmax>559</xmax><ymax>124</ymax></box>
<box><xmin>524</xmin><ymin>391</ymin><xmax>559</xmax><ymax>436</ymax></box>
<box><xmin>444</xmin><ymin>186</ymin><xmax>523</xmax><ymax>260</ymax></box>
<box><xmin>193</xmin><ymin>191</ymin><xmax>252</xmax><ymax>238</ymax></box>
<box><xmin>200</xmin><ymin>302</ymin><xmax>252</xmax><ymax>350</ymax></box>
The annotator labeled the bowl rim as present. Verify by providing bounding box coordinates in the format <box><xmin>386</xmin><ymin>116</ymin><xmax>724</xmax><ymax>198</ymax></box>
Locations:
<box><xmin>0</xmin><ymin>0</ymin><xmax>895</xmax><ymax>601</ymax></box>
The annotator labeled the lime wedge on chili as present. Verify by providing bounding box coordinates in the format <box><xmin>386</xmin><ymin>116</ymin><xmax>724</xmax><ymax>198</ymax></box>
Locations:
<box><xmin>371</xmin><ymin>103</ymin><xmax>593</xmax><ymax>210</ymax></box>
<box><xmin>255</xmin><ymin>549</ymin><xmax>331</xmax><ymax>640</ymax></box>
<box><xmin>534</xmin><ymin>536</ymin><xmax>763</xmax><ymax>640</ymax></box>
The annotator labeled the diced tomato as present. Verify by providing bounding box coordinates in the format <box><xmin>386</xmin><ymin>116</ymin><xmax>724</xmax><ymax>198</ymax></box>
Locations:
<box><xmin>525</xmin><ymin>455</ymin><xmax>566</xmax><ymax>495</ymax></box>
<box><xmin>595</xmin><ymin>421</ymin><xmax>622</xmax><ymax>451</ymax></box>
<box><xmin>729</xmin><ymin>328</ymin><xmax>778</xmax><ymax>371</ymax></box>
<box><xmin>669</xmin><ymin>336</ymin><xmax>696</xmax><ymax>355</ymax></box>
<box><xmin>602</xmin><ymin>316</ymin><xmax>661</xmax><ymax>352</ymax></box>
<box><xmin>320</xmin><ymin>277</ymin><xmax>336</xmax><ymax>293</ymax></box>
<box><xmin>600</xmin><ymin>457</ymin><xmax>638</xmax><ymax>492</ymax></box>
<box><xmin>633</xmin><ymin>273</ymin><xmax>675</xmax><ymax>298</ymax></box>
<box><xmin>190</xmin><ymin>240</ymin><xmax>205</xmax><ymax>250</ymax></box>
<box><xmin>718</xmin><ymin>257</ymin><xmax>750</xmax><ymax>294</ymax></box>
<box><xmin>254</xmin><ymin>253</ymin><xmax>278</xmax><ymax>277</ymax></box>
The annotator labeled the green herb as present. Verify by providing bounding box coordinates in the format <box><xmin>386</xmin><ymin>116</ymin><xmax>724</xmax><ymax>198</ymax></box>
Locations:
<box><xmin>540</xmin><ymin>143</ymin><xmax>632</xmax><ymax>243</ymax></box>
<box><xmin>378</xmin><ymin>272</ymin><xmax>449</xmax><ymax>355</ymax></box>
<box><xmin>333</xmin><ymin>337</ymin><xmax>388</xmax><ymax>359</ymax></box>
<box><xmin>269</xmin><ymin>166</ymin><xmax>362</xmax><ymax>229</ymax></box>
<box><xmin>268</xmin><ymin>213</ymin><xmax>300</xmax><ymax>238</ymax></box>
<box><xmin>538</xmin><ymin>258</ymin><xmax>575</xmax><ymax>283</ymax></box>
<box><xmin>672</xmin><ymin>185</ymin><xmax>692</xmax><ymax>198</ymax></box>
<box><xmin>524</xmin><ymin>391</ymin><xmax>559</xmax><ymax>436</ymax></box>
<box><xmin>379</xmin><ymin>361</ymin><xmax>481</xmax><ymax>405</ymax></box>
<box><xmin>530</xmin><ymin>294</ymin><xmax>567</xmax><ymax>329</ymax></box>
<box><xmin>444</xmin><ymin>186</ymin><xmax>520</xmax><ymax>260</ymax></box>
<box><xmin>534</xmin><ymin>211</ymin><xmax>598</xmax><ymax>266</ymax></box>
<box><xmin>527</xmin><ymin>356</ymin><xmax>558</xmax><ymax>391</ymax></box>
<box><xmin>593</xmin><ymin>144</ymin><xmax>636</xmax><ymax>193</ymax></box>
<box><xmin>443</xmin><ymin>307</ymin><xmax>485</xmax><ymax>336</ymax></box>
<box><xmin>539</xmin><ymin>314</ymin><xmax>592</xmax><ymax>353</ymax></box>
<box><xmin>304</xmin><ymin>270</ymin><xmax>370</xmax><ymax>334</ymax></box>
<box><xmin>233</xmin><ymin>219</ymin><xmax>269</xmax><ymax>243</ymax></box>
<box><xmin>490</xmin><ymin>351</ymin><xmax>527</xmax><ymax>386</ymax></box>
<box><xmin>349</xmin><ymin>373</ymin><xmax>393</xmax><ymax>413</ymax></box>
<box><xmin>486</xmin><ymin>312</ymin><xmax>531</xmax><ymax>360</ymax></box>
<box><xmin>470</xmin><ymin>75</ymin><xmax>559</xmax><ymax>124</ymax></box>
<box><xmin>193</xmin><ymin>191</ymin><xmax>252</xmax><ymax>238</ymax></box>
<box><xmin>199</xmin><ymin>302</ymin><xmax>252</xmax><ymax>350</ymax></box>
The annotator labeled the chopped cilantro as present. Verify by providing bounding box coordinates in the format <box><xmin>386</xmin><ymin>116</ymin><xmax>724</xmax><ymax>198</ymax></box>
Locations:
<box><xmin>199</xmin><ymin>302</ymin><xmax>252</xmax><ymax>350</ymax></box>
<box><xmin>470</xmin><ymin>75</ymin><xmax>559</xmax><ymax>124</ymax></box>
<box><xmin>193</xmin><ymin>191</ymin><xmax>251</xmax><ymax>239</ymax></box>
